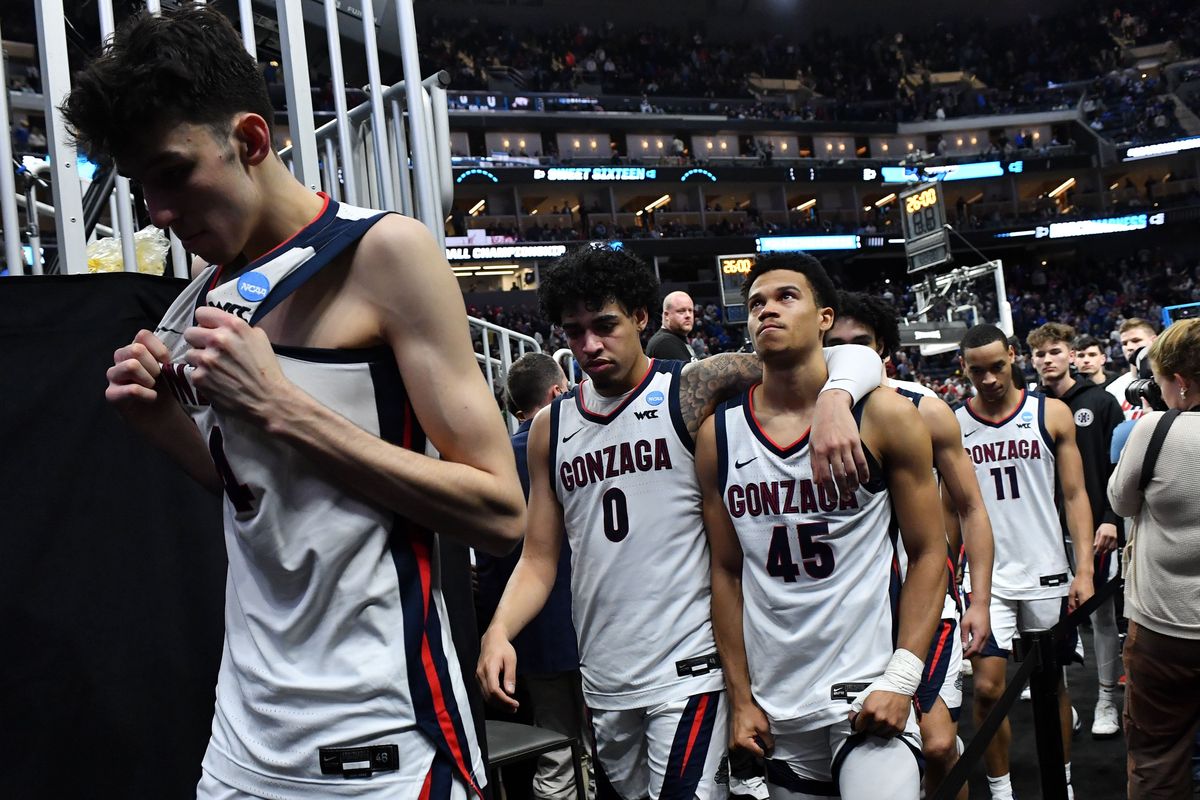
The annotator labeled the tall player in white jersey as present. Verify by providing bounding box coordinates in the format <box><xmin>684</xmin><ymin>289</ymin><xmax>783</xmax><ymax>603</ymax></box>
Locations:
<box><xmin>477</xmin><ymin>247</ymin><xmax>885</xmax><ymax>800</ymax></box>
<box><xmin>73</xmin><ymin>8</ymin><xmax>527</xmax><ymax>799</ymax></box>
<box><xmin>825</xmin><ymin>291</ymin><xmax>995</xmax><ymax>800</ymax></box>
<box><xmin>698</xmin><ymin>254</ymin><xmax>949</xmax><ymax>800</ymax></box>
<box><xmin>956</xmin><ymin>325</ymin><xmax>1095</xmax><ymax>800</ymax></box>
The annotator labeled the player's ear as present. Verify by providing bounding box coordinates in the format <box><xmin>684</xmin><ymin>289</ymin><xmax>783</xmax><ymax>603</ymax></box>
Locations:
<box><xmin>632</xmin><ymin>306</ymin><xmax>649</xmax><ymax>332</ymax></box>
<box><xmin>232</xmin><ymin>113</ymin><xmax>273</xmax><ymax>167</ymax></box>
<box><xmin>817</xmin><ymin>305</ymin><xmax>835</xmax><ymax>332</ymax></box>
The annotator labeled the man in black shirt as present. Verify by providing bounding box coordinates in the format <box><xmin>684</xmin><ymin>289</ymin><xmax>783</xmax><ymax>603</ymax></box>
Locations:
<box><xmin>1028</xmin><ymin>323</ymin><xmax>1125</xmax><ymax>740</ymax></box>
<box><xmin>645</xmin><ymin>290</ymin><xmax>698</xmax><ymax>362</ymax></box>
<box><xmin>1073</xmin><ymin>334</ymin><xmax>1120</xmax><ymax>386</ymax></box>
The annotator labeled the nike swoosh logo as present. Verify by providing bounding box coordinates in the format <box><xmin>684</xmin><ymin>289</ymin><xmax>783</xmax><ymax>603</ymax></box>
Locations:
<box><xmin>735</xmin><ymin>457</ymin><xmax>758</xmax><ymax>469</ymax></box>
<box><xmin>562</xmin><ymin>428</ymin><xmax>584</xmax><ymax>442</ymax></box>
<box><xmin>964</xmin><ymin>429</ymin><xmax>981</xmax><ymax>438</ymax></box>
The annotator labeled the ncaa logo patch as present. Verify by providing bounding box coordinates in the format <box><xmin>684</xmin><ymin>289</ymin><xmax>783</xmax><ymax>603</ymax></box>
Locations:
<box><xmin>237</xmin><ymin>271</ymin><xmax>271</xmax><ymax>302</ymax></box>
<box><xmin>1074</xmin><ymin>408</ymin><xmax>1095</xmax><ymax>427</ymax></box>
<box><xmin>1021</xmin><ymin>411</ymin><xmax>1034</xmax><ymax>422</ymax></box>
<box><xmin>646</xmin><ymin>390</ymin><xmax>665</xmax><ymax>407</ymax></box>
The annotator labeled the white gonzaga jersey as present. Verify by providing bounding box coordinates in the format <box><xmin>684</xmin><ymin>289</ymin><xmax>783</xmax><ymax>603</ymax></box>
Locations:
<box><xmin>153</xmin><ymin>196</ymin><xmax>485</xmax><ymax>799</ymax></box>
<box><xmin>550</xmin><ymin>360</ymin><xmax>723</xmax><ymax>709</ymax></box>
<box><xmin>956</xmin><ymin>390</ymin><xmax>1070</xmax><ymax>600</ymax></box>
<box><xmin>715</xmin><ymin>389</ymin><xmax>899</xmax><ymax>733</ymax></box>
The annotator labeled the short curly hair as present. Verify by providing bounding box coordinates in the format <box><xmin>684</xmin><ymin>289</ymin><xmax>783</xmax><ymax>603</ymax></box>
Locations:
<box><xmin>537</xmin><ymin>246</ymin><xmax>660</xmax><ymax>325</ymax></box>
<box><xmin>62</xmin><ymin>6</ymin><xmax>274</xmax><ymax>160</ymax></box>
<box><xmin>835</xmin><ymin>291</ymin><xmax>901</xmax><ymax>358</ymax></box>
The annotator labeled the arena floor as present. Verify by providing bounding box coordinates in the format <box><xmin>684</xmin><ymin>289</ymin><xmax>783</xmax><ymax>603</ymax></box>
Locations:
<box><xmin>957</xmin><ymin>627</ymin><xmax>1130</xmax><ymax>800</ymax></box>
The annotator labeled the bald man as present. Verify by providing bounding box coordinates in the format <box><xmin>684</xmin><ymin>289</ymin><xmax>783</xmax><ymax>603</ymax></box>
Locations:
<box><xmin>646</xmin><ymin>291</ymin><xmax>698</xmax><ymax>362</ymax></box>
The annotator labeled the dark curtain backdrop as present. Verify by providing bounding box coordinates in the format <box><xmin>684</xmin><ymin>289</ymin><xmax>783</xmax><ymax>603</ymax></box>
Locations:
<box><xmin>0</xmin><ymin>274</ymin><xmax>485</xmax><ymax>799</ymax></box>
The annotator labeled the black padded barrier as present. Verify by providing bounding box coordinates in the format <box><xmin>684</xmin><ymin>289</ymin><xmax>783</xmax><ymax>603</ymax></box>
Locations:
<box><xmin>0</xmin><ymin>274</ymin><xmax>486</xmax><ymax>798</ymax></box>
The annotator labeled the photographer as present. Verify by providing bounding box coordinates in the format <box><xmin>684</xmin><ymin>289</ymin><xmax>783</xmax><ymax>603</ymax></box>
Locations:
<box><xmin>1108</xmin><ymin>318</ymin><xmax>1200</xmax><ymax>800</ymax></box>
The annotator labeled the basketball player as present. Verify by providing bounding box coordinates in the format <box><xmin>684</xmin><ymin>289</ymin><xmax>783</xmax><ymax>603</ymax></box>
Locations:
<box><xmin>477</xmin><ymin>247</ymin><xmax>886</xmax><ymax>800</ymax></box>
<box><xmin>73</xmin><ymin>8</ymin><xmax>526</xmax><ymax>799</ymax></box>
<box><xmin>825</xmin><ymin>291</ymin><xmax>996</xmax><ymax>799</ymax></box>
<box><xmin>699</xmin><ymin>254</ymin><xmax>948</xmax><ymax>800</ymax></box>
<box><xmin>957</xmin><ymin>325</ymin><xmax>1095</xmax><ymax>800</ymax></box>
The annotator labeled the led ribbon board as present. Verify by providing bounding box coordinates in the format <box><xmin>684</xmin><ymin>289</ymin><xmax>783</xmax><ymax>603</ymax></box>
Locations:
<box><xmin>533</xmin><ymin>167</ymin><xmax>657</xmax><ymax>181</ymax></box>
<box><xmin>881</xmin><ymin>160</ymin><xmax>1021</xmax><ymax>184</ymax></box>
<box><xmin>756</xmin><ymin>235</ymin><xmax>862</xmax><ymax>252</ymax></box>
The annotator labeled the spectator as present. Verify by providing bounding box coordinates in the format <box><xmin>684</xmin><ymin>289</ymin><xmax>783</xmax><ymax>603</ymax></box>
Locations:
<box><xmin>645</xmin><ymin>290</ymin><xmax>697</xmax><ymax>362</ymax></box>
<box><xmin>1108</xmin><ymin>319</ymin><xmax>1200</xmax><ymax>800</ymax></box>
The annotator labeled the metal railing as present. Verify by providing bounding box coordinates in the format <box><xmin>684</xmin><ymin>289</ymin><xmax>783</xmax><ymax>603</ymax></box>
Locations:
<box><xmin>5</xmin><ymin>0</ymin><xmax>533</xmax><ymax>400</ymax></box>
<box><xmin>2</xmin><ymin>0</ymin><xmax>455</xmax><ymax>274</ymax></box>
<box><xmin>471</xmin><ymin>316</ymin><xmax>542</xmax><ymax>433</ymax></box>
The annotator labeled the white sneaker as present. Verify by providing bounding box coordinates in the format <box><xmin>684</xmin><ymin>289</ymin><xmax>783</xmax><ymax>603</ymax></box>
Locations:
<box><xmin>1020</xmin><ymin>684</ymin><xmax>1031</xmax><ymax>701</ymax></box>
<box><xmin>730</xmin><ymin>775</ymin><xmax>770</xmax><ymax>800</ymax></box>
<box><xmin>1091</xmin><ymin>699</ymin><xmax>1120</xmax><ymax>738</ymax></box>
<box><xmin>1072</xmin><ymin>706</ymin><xmax>1081</xmax><ymax>735</ymax></box>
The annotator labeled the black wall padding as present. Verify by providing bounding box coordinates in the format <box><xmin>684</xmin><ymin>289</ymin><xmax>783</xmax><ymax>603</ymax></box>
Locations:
<box><xmin>0</xmin><ymin>274</ymin><xmax>487</xmax><ymax>798</ymax></box>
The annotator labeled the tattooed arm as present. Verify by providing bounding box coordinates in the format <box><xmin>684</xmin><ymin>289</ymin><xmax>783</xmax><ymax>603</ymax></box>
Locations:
<box><xmin>678</xmin><ymin>344</ymin><xmax>884</xmax><ymax>492</ymax></box>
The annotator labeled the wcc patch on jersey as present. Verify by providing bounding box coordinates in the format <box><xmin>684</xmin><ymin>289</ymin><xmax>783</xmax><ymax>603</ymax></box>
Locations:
<box><xmin>550</xmin><ymin>359</ymin><xmax>723</xmax><ymax>711</ymax></box>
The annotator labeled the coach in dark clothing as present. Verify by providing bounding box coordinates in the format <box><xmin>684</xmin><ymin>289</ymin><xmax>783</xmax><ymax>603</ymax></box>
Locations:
<box><xmin>1028</xmin><ymin>323</ymin><xmax>1126</xmax><ymax>738</ymax></box>
<box><xmin>645</xmin><ymin>290</ymin><xmax>697</xmax><ymax>362</ymax></box>
<box><xmin>476</xmin><ymin>353</ymin><xmax>586</xmax><ymax>800</ymax></box>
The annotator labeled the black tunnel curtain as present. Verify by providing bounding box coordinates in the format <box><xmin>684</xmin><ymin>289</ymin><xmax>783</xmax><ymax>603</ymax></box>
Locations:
<box><xmin>0</xmin><ymin>274</ymin><xmax>485</xmax><ymax>799</ymax></box>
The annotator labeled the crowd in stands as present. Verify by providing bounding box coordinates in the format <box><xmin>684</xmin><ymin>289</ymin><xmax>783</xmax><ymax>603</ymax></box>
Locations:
<box><xmin>419</xmin><ymin>0</ymin><xmax>1199</xmax><ymax>124</ymax></box>
<box><xmin>468</xmin><ymin>244</ymin><xmax>1200</xmax><ymax>401</ymax></box>
<box><xmin>1085</xmin><ymin>70</ymin><xmax>1188</xmax><ymax>144</ymax></box>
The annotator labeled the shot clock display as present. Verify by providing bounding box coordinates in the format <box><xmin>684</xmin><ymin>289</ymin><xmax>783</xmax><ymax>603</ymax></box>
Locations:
<box><xmin>899</xmin><ymin>182</ymin><xmax>951</xmax><ymax>274</ymax></box>
<box><xmin>717</xmin><ymin>254</ymin><xmax>756</xmax><ymax>309</ymax></box>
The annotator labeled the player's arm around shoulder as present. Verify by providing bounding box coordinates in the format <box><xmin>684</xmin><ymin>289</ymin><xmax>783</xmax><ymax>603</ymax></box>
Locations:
<box><xmin>696</xmin><ymin>415</ymin><xmax>772</xmax><ymax>756</ymax></box>
<box><xmin>478</xmin><ymin>406</ymin><xmax>565</xmax><ymax>711</ymax></box>
<box><xmin>291</xmin><ymin>214</ymin><xmax>524</xmax><ymax>553</ymax></box>
<box><xmin>679</xmin><ymin>353</ymin><xmax>762</xmax><ymax>437</ymax></box>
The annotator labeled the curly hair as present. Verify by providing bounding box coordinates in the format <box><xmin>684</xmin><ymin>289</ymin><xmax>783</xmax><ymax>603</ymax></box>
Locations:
<box><xmin>537</xmin><ymin>246</ymin><xmax>660</xmax><ymax>325</ymax></box>
<box><xmin>835</xmin><ymin>291</ymin><xmax>901</xmax><ymax>358</ymax></box>
<box><xmin>62</xmin><ymin>6</ymin><xmax>274</xmax><ymax>160</ymax></box>
<box><xmin>740</xmin><ymin>252</ymin><xmax>838</xmax><ymax>315</ymax></box>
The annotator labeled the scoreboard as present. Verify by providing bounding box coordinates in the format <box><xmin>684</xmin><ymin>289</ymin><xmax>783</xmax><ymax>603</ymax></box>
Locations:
<box><xmin>899</xmin><ymin>182</ymin><xmax>951</xmax><ymax>274</ymax></box>
<box><xmin>717</xmin><ymin>254</ymin><xmax>756</xmax><ymax>324</ymax></box>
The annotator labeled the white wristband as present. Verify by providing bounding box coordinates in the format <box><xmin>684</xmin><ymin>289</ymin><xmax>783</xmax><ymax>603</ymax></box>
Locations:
<box><xmin>849</xmin><ymin>649</ymin><xmax>925</xmax><ymax>714</ymax></box>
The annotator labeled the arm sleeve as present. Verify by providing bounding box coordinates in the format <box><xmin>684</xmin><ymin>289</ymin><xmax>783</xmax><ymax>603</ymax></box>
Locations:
<box><xmin>819</xmin><ymin>344</ymin><xmax>883</xmax><ymax>405</ymax></box>
<box><xmin>1108</xmin><ymin>414</ymin><xmax>1156</xmax><ymax>518</ymax></box>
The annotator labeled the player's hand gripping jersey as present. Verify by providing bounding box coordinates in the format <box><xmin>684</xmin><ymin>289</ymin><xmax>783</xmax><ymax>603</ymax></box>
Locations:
<box><xmin>154</xmin><ymin>196</ymin><xmax>485</xmax><ymax>799</ymax></box>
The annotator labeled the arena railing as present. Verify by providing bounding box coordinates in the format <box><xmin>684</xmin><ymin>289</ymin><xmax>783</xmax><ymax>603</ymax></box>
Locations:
<box><xmin>929</xmin><ymin>575</ymin><xmax>1125</xmax><ymax>800</ymax></box>
<box><xmin>470</xmin><ymin>315</ymin><xmax>542</xmax><ymax>433</ymax></box>
<box><xmin>6</xmin><ymin>0</ymin><xmax>451</xmax><ymax>276</ymax></box>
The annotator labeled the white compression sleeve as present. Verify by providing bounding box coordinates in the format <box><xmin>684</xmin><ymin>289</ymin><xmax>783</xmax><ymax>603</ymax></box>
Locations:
<box><xmin>821</xmin><ymin>345</ymin><xmax>883</xmax><ymax>405</ymax></box>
